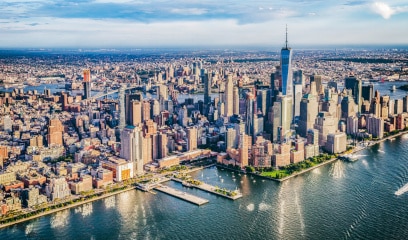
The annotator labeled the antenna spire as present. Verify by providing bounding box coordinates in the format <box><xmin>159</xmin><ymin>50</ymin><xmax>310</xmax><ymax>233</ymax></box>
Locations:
<box><xmin>285</xmin><ymin>24</ymin><xmax>288</xmax><ymax>49</ymax></box>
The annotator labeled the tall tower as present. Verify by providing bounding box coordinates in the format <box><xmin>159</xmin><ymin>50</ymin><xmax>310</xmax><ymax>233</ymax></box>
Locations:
<box><xmin>187</xmin><ymin>127</ymin><xmax>198</xmax><ymax>151</ymax></box>
<box><xmin>233</xmin><ymin>86</ymin><xmax>240</xmax><ymax>115</ymax></box>
<box><xmin>121</xmin><ymin>126</ymin><xmax>144</xmax><ymax>175</ymax></box>
<box><xmin>345</xmin><ymin>75</ymin><xmax>362</xmax><ymax>113</ymax></box>
<box><xmin>224</xmin><ymin>74</ymin><xmax>234</xmax><ymax>117</ymax></box>
<box><xmin>202</xmin><ymin>70</ymin><xmax>212</xmax><ymax>115</ymax></box>
<box><xmin>83</xmin><ymin>69</ymin><xmax>91</xmax><ymax>100</ymax></box>
<box><xmin>118</xmin><ymin>85</ymin><xmax>126</xmax><ymax>132</ymax></box>
<box><xmin>281</xmin><ymin>26</ymin><xmax>293</xmax><ymax>96</ymax></box>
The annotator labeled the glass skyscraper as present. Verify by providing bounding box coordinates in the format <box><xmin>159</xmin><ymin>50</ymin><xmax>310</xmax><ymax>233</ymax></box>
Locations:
<box><xmin>280</xmin><ymin>28</ymin><xmax>293</xmax><ymax>96</ymax></box>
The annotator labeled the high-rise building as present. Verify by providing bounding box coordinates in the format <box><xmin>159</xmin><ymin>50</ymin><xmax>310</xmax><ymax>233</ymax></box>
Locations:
<box><xmin>233</xmin><ymin>86</ymin><xmax>240</xmax><ymax>115</ymax></box>
<box><xmin>281</xmin><ymin>27</ymin><xmax>293</xmax><ymax>96</ymax></box>
<box><xmin>120</xmin><ymin>126</ymin><xmax>144</xmax><ymax>175</ymax></box>
<box><xmin>345</xmin><ymin>76</ymin><xmax>362</xmax><ymax>113</ymax></box>
<box><xmin>224</xmin><ymin>74</ymin><xmax>234</xmax><ymax>117</ymax></box>
<box><xmin>3</xmin><ymin>115</ymin><xmax>12</xmax><ymax>132</ymax></box>
<box><xmin>47</xmin><ymin>118</ymin><xmax>63</xmax><ymax>146</ymax></box>
<box><xmin>226</xmin><ymin>128</ymin><xmax>237</xmax><ymax>149</ymax></box>
<box><xmin>202</xmin><ymin>70</ymin><xmax>212</xmax><ymax>114</ymax></box>
<box><xmin>239</xmin><ymin>133</ymin><xmax>251</xmax><ymax>167</ymax></box>
<box><xmin>158</xmin><ymin>133</ymin><xmax>168</xmax><ymax>159</ymax></box>
<box><xmin>310</xmin><ymin>75</ymin><xmax>322</xmax><ymax>94</ymax></box>
<box><xmin>187</xmin><ymin>127</ymin><xmax>198</xmax><ymax>151</ymax></box>
<box><xmin>293</xmin><ymin>83</ymin><xmax>303</xmax><ymax>118</ymax></box>
<box><xmin>83</xmin><ymin>69</ymin><xmax>91</xmax><ymax>100</ymax></box>
<box><xmin>362</xmin><ymin>84</ymin><xmax>374</xmax><ymax>101</ymax></box>
<box><xmin>245</xmin><ymin>92</ymin><xmax>255</xmax><ymax>137</ymax></box>
<box><xmin>298</xmin><ymin>93</ymin><xmax>319</xmax><ymax>137</ymax></box>
<box><xmin>256</xmin><ymin>89</ymin><xmax>271</xmax><ymax>117</ymax></box>
<box><xmin>125</xmin><ymin>93</ymin><xmax>143</xmax><ymax>125</ymax></box>
<box><xmin>158</xmin><ymin>84</ymin><xmax>168</xmax><ymax>102</ymax></box>
<box><xmin>130</xmin><ymin>100</ymin><xmax>142</xmax><ymax>126</ymax></box>
<box><xmin>314</xmin><ymin>112</ymin><xmax>338</xmax><ymax>147</ymax></box>
<box><xmin>142</xmin><ymin>100</ymin><xmax>151</xmax><ymax>121</ymax></box>
<box><xmin>325</xmin><ymin>132</ymin><xmax>347</xmax><ymax>154</ymax></box>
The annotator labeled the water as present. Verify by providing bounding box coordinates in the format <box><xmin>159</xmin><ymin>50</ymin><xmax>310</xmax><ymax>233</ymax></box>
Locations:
<box><xmin>2</xmin><ymin>135</ymin><xmax>408</xmax><ymax>239</ymax></box>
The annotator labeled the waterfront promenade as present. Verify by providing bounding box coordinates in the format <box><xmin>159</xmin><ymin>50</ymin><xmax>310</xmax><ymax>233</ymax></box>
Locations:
<box><xmin>0</xmin><ymin>186</ymin><xmax>135</xmax><ymax>230</ymax></box>
<box><xmin>154</xmin><ymin>185</ymin><xmax>209</xmax><ymax>206</ymax></box>
<box><xmin>275</xmin><ymin>129</ymin><xmax>408</xmax><ymax>182</ymax></box>
<box><xmin>171</xmin><ymin>177</ymin><xmax>242</xmax><ymax>200</ymax></box>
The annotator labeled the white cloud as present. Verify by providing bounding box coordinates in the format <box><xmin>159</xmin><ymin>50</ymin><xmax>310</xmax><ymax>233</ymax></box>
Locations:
<box><xmin>371</xmin><ymin>2</ymin><xmax>395</xmax><ymax>19</ymax></box>
<box><xmin>169</xmin><ymin>8</ymin><xmax>208</xmax><ymax>15</ymax></box>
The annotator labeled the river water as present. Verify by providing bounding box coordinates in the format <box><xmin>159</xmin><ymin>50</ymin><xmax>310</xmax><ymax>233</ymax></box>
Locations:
<box><xmin>1</xmin><ymin>135</ymin><xmax>408</xmax><ymax>239</ymax></box>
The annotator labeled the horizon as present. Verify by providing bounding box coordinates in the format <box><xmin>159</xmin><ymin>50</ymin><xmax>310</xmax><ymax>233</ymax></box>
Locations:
<box><xmin>1</xmin><ymin>0</ymin><xmax>408</xmax><ymax>48</ymax></box>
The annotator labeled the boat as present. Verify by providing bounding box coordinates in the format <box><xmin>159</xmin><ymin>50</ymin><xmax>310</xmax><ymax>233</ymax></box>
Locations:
<box><xmin>341</xmin><ymin>154</ymin><xmax>358</xmax><ymax>162</ymax></box>
<box><xmin>390</xmin><ymin>85</ymin><xmax>396</xmax><ymax>91</ymax></box>
<box><xmin>395</xmin><ymin>183</ymin><xmax>408</xmax><ymax>196</ymax></box>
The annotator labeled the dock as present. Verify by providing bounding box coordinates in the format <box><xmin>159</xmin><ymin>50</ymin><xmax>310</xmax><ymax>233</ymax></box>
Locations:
<box><xmin>154</xmin><ymin>185</ymin><xmax>209</xmax><ymax>206</ymax></box>
<box><xmin>171</xmin><ymin>178</ymin><xmax>243</xmax><ymax>200</ymax></box>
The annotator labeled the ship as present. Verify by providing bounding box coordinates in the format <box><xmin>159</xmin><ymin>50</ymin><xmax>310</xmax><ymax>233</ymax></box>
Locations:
<box><xmin>341</xmin><ymin>154</ymin><xmax>358</xmax><ymax>162</ymax></box>
<box><xmin>395</xmin><ymin>183</ymin><xmax>408</xmax><ymax>196</ymax></box>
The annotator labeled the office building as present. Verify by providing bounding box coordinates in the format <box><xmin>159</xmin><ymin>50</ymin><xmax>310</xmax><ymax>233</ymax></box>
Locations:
<box><xmin>120</xmin><ymin>126</ymin><xmax>144</xmax><ymax>175</ymax></box>
<box><xmin>224</xmin><ymin>74</ymin><xmax>234</xmax><ymax>117</ymax></box>
<box><xmin>47</xmin><ymin>118</ymin><xmax>63</xmax><ymax>146</ymax></box>
<box><xmin>345</xmin><ymin>76</ymin><xmax>362</xmax><ymax>113</ymax></box>
<box><xmin>83</xmin><ymin>69</ymin><xmax>91</xmax><ymax>100</ymax></box>
<box><xmin>298</xmin><ymin>93</ymin><xmax>319</xmax><ymax>137</ymax></box>
<box><xmin>325</xmin><ymin>132</ymin><xmax>347</xmax><ymax>154</ymax></box>
<box><xmin>281</xmin><ymin>27</ymin><xmax>293</xmax><ymax>96</ymax></box>
<box><xmin>187</xmin><ymin>127</ymin><xmax>198</xmax><ymax>151</ymax></box>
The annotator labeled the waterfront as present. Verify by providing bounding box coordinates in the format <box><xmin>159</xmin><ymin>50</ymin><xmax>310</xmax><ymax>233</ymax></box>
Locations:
<box><xmin>2</xmin><ymin>134</ymin><xmax>408</xmax><ymax>239</ymax></box>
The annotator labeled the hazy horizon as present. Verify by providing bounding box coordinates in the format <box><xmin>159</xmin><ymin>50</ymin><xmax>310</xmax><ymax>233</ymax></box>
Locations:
<box><xmin>1</xmin><ymin>0</ymin><xmax>407</xmax><ymax>48</ymax></box>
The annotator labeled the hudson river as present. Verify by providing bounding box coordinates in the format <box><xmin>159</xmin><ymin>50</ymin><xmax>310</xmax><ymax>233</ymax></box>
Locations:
<box><xmin>2</xmin><ymin>134</ymin><xmax>408</xmax><ymax>239</ymax></box>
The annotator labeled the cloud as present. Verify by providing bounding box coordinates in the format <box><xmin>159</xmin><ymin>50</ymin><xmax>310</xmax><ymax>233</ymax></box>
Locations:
<box><xmin>371</xmin><ymin>2</ymin><xmax>408</xmax><ymax>19</ymax></box>
<box><xmin>170</xmin><ymin>8</ymin><xmax>207</xmax><ymax>15</ymax></box>
<box><xmin>371</xmin><ymin>2</ymin><xmax>395</xmax><ymax>19</ymax></box>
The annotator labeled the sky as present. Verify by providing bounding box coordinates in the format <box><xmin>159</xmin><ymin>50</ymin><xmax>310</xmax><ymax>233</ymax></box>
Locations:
<box><xmin>0</xmin><ymin>0</ymin><xmax>407</xmax><ymax>48</ymax></box>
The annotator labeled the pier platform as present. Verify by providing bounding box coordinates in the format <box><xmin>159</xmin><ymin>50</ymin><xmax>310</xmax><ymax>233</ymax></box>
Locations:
<box><xmin>154</xmin><ymin>185</ymin><xmax>209</xmax><ymax>206</ymax></box>
<box><xmin>171</xmin><ymin>178</ymin><xmax>242</xmax><ymax>200</ymax></box>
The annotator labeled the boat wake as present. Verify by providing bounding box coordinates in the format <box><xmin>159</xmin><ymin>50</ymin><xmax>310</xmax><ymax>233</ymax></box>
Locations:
<box><xmin>395</xmin><ymin>183</ymin><xmax>408</xmax><ymax>196</ymax></box>
<box><xmin>329</xmin><ymin>161</ymin><xmax>345</xmax><ymax>179</ymax></box>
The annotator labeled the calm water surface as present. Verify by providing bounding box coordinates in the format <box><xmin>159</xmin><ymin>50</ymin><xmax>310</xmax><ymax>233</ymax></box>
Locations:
<box><xmin>2</xmin><ymin>134</ymin><xmax>408</xmax><ymax>239</ymax></box>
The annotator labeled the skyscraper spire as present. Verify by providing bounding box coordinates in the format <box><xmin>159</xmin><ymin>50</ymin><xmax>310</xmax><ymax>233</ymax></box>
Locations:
<box><xmin>285</xmin><ymin>24</ymin><xmax>288</xmax><ymax>49</ymax></box>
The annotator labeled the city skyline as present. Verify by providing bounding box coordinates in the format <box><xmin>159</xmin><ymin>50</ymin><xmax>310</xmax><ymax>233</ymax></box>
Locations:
<box><xmin>1</xmin><ymin>0</ymin><xmax>408</xmax><ymax>48</ymax></box>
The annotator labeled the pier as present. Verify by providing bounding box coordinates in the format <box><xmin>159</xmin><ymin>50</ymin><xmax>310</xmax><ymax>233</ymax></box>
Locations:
<box><xmin>154</xmin><ymin>185</ymin><xmax>209</xmax><ymax>206</ymax></box>
<box><xmin>171</xmin><ymin>178</ymin><xmax>243</xmax><ymax>200</ymax></box>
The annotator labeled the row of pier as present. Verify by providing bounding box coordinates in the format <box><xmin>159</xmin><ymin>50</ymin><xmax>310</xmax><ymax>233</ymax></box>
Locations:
<box><xmin>136</xmin><ymin>176</ymin><xmax>242</xmax><ymax>205</ymax></box>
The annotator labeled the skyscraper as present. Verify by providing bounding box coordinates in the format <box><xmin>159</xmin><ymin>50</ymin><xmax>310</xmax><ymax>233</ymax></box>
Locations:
<box><xmin>233</xmin><ymin>86</ymin><xmax>240</xmax><ymax>115</ymax></box>
<box><xmin>130</xmin><ymin>100</ymin><xmax>142</xmax><ymax>126</ymax></box>
<box><xmin>83</xmin><ymin>69</ymin><xmax>91</xmax><ymax>100</ymax></box>
<box><xmin>187</xmin><ymin>127</ymin><xmax>198</xmax><ymax>151</ymax></box>
<box><xmin>121</xmin><ymin>126</ymin><xmax>144</xmax><ymax>175</ymax></box>
<box><xmin>345</xmin><ymin>75</ymin><xmax>362</xmax><ymax>113</ymax></box>
<box><xmin>47</xmin><ymin>118</ymin><xmax>64</xmax><ymax>146</ymax></box>
<box><xmin>202</xmin><ymin>69</ymin><xmax>212</xmax><ymax>111</ymax></box>
<box><xmin>224</xmin><ymin>74</ymin><xmax>234</xmax><ymax>117</ymax></box>
<box><xmin>281</xmin><ymin>26</ymin><xmax>293</xmax><ymax>96</ymax></box>
<box><xmin>298</xmin><ymin>93</ymin><xmax>319</xmax><ymax>137</ymax></box>
<box><xmin>310</xmin><ymin>75</ymin><xmax>322</xmax><ymax>94</ymax></box>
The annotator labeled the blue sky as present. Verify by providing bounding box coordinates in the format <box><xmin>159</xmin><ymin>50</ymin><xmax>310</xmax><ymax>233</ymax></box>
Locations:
<box><xmin>0</xmin><ymin>0</ymin><xmax>407</xmax><ymax>48</ymax></box>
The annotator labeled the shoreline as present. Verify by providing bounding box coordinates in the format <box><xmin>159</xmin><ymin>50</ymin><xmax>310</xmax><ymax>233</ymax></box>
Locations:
<box><xmin>0</xmin><ymin>186</ymin><xmax>136</xmax><ymax>230</ymax></box>
<box><xmin>2</xmin><ymin>131</ymin><xmax>407</xmax><ymax>229</ymax></box>
<box><xmin>273</xmin><ymin>129</ymin><xmax>408</xmax><ymax>182</ymax></box>
<box><xmin>0</xmin><ymin>163</ymin><xmax>215</xmax><ymax>229</ymax></box>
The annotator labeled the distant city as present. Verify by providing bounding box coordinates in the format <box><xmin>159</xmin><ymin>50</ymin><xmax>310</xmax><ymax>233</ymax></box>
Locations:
<box><xmin>1</xmin><ymin>34</ymin><xmax>408</xmax><ymax>231</ymax></box>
